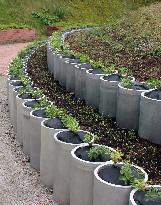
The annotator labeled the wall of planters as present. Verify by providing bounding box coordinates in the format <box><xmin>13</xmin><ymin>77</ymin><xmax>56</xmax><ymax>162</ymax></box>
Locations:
<box><xmin>7</xmin><ymin>34</ymin><xmax>161</xmax><ymax>205</ymax></box>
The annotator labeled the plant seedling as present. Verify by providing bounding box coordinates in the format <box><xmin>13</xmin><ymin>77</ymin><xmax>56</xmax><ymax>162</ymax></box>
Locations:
<box><xmin>34</xmin><ymin>96</ymin><xmax>51</xmax><ymax>109</ymax></box>
<box><xmin>119</xmin><ymin>67</ymin><xmax>132</xmax><ymax>76</ymax></box>
<box><xmin>110</xmin><ymin>149</ymin><xmax>123</xmax><ymax>164</ymax></box>
<box><xmin>121</xmin><ymin>77</ymin><xmax>134</xmax><ymax>89</ymax></box>
<box><xmin>102</xmin><ymin>64</ymin><xmax>116</xmax><ymax>74</ymax></box>
<box><xmin>61</xmin><ymin>115</ymin><xmax>80</xmax><ymax>132</ymax></box>
<box><xmin>45</xmin><ymin>104</ymin><xmax>67</xmax><ymax>119</ymax></box>
<box><xmin>9</xmin><ymin>57</ymin><xmax>23</xmax><ymax>78</ymax></box>
<box><xmin>88</xmin><ymin>145</ymin><xmax>111</xmax><ymax>161</ymax></box>
<box><xmin>30</xmin><ymin>88</ymin><xmax>44</xmax><ymax>100</ymax></box>
<box><xmin>145</xmin><ymin>78</ymin><xmax>161</xmax><ymax>90</ymax></box>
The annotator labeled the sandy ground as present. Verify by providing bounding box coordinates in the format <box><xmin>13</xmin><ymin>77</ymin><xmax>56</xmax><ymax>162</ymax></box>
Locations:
<box><xmin>0</xmin><ymin>76</ymin><xmax>55</xmax><ymax>205</ymax></box>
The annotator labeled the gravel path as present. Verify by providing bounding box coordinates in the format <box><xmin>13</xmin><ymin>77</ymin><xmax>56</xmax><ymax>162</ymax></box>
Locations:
<box><xmin>0</xmin><ymin>76</ymin><xmax>55</xmax><ymax>205</ymax></box>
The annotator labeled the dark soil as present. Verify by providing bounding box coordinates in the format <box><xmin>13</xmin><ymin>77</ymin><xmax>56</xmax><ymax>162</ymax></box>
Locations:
<box><xmin>75</xmin><ymin>145</ymin><xmax>111</xmax><ymax>162</ymax></box>
<box><xmin>10</xmin><ymin>81</ymin><xmax>23</xmax><ymax>86</ymax></box>
<box><xmin>103</xmin><ymin>73</ymin><xmax>122</xmax><ymax>81</ymax></box>
<box><xmin>44</xmin><ymin>118</ymin><xmax>65</xmax><ymax>129</ymax></box>
<box><xmin>145</xmin><ymin>90</ymin><xmax>161</xmax><ymax>100</ymax></box>
<box><xmin>78</xmin><ymin>63</ymin><xmax>92</xmax><ymax>70</ymax></box>
<box><xmin>130</xmin><ymin>82</ymin><xmax>149</xmax><ymax>91</ymax></box>
<box><xmin>98</xmin><ymin>164</ymin><xmax>143</xmax><ymax>186</ymax></box>
<box><xmin>67</xmin><ymin>59</ymin><xmax>80</xmax><ymax>64</ymax></box>
<box><xmin>18</xmin><ymin>93</ymin><xmax>33</xmax><ymax>99</ymax></box>
<box><xmin>32</xmin><ymin>109</ymin><xmax>47</xmax><ymax>118</ymax></box>
<box><xmin>24</xmin><ymin>99</ymin><xmax>39</xmax><ymax>108</ymax></box>
<box><xmin>56</xmin><ymin>130</ymin><xmax>85</xmax><ymax>144</ymax></box>
<box><xmin>88</xmin><ymin>68</ymin><xmax>103</xmax><ymax>74</ymax></box>
<box><xmin>27</xmin><ymin>45</ymin><xmax>161</xmax><ymax>184</ymax></box>
<box><xmin>134</xmin><ymin>189</ymin><xmax>161</xmax><ymax>205</ymax></box>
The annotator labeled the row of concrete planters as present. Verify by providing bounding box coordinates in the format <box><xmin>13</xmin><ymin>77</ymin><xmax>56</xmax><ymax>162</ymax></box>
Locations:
<box><xmin>53</xmin><ymin>130</ymin><xmax>94</xmax><ymax>205</ymax></box>
<box><xmin>40</xmin><ymin>119</ymin><xmax>68</xmax><ymax>188</ymax></box>
<box><xmin>139</xmin><ymin>90</ymin><xmax>161</xmax><ymax>145</ymax></box>
<box><xmin>70</xmin><ymin>144</ymin><xmax>114</xmax><ymax>205</ymax></box>
<box><xmin>85</xmin><ymin>69</ymin><xmax>104</xmax><ymax>109</ymax></box>
<box><xmin>93</xmin><ymin>162</ymin><xmax>148</xmax><ymax>205</ymax></box>
<box><xmin>116</xmin><ymin>83</ymin><xmax>149</xmax><ymax>131</ymax></box>
<box><xmin>129</xmin><ymin>185</ymin><xmax>161</xmax><ymax>205</ymax></box>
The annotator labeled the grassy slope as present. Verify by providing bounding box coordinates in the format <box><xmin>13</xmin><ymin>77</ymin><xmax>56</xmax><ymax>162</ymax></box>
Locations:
<box><xmin>0</xmin><ymin>0</ymin><xmax>157</xmax><ymax>38</ymax></box>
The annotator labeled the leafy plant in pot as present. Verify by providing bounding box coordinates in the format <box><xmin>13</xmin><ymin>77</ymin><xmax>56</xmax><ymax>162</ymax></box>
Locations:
<box><xmin>70</xmin><ymin>134</ymin><xmax>116</xmax><ymax>205</ymax></box>
<box><xmin>29</xmin><ymin>96</ymin><xmax>52</xmax><ymax>170</ymax></box>
<box><xmin>53</xmin><ymin>115</ymin><xmax>94</xmax><ymax>205</ymax></box>
<box><xmin>93</xmin><ymin>158</ymin><xmax>148</xmax><ymax>205</ymax></box>
<box><xmin>138</xmin><ymin>79</ymin><xmax>161</xmax><ymax>145</ymax></box>
<box><xmin>85</xmin><ymin>62</ymin><xmax>116</xmax><ymax>109</ymax></box>
<box><xmin>99</xmin><ymin>66</ymin><xmax>134</xmax><ymax>118</ymax></box>
<box><xmin>40</xmin><ymin>104</ymin><xmax>68</xmax><ymax>187</ymax></box>
<box><xmin>116</xmin><ymin>77</ymin><xmax>150</xmax><ymax>131</ymax></box>
<box><xmin>130</xmin><ymin>179</ymin><xmax>161</xmax><ymax>205</ymax></box>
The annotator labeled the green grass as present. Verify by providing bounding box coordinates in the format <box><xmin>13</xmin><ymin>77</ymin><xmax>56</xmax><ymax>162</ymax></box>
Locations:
<box><xmin>0</xmin><ymin>0</ymin><xmax>158</xmax><ymax>38</ymax></box>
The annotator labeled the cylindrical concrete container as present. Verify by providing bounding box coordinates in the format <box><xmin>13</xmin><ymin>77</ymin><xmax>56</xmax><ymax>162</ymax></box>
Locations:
<box><xmin>129</xmin><ymin>185</ymin><xmax>161</xmax><ymax>205</ymax></box>
<box><xmin>138</xmin><ymin>91</ymin><xmax>161</xmax><ymax>145</ymax></box>
<box><xmin>85</xmin><ymin>69</ymin><xmax>104</xmax><ymax>109</ymax></box>
<box><xmin>65</xmin><ymin>59</ymin><xmax>80</xmax><ymax>93</ymax></box>
<box><xmin>59</xmin><ymin>56</ymin><xmax>70</xmax><ymax>87</ymax></box>
<box><xmin>9</xmin><ymin>82</ymin><xmax>23</xmax><ymax>131</ymax></box>
<box><xmin>99</xmin><ymin>73</ymin><xmax>119</xmax><ymax>118</ymax></box>
<box><xmin>47</xmin><ymin>43</ymin><xmax>53</xmax><ymax>74</ymax></box>
<box><xmin>53</xmin><ymin>52</ymin><xmax>62</xmax><ymax>81</ymax></box>
<box><xmin>40</xmin><ymin>119</ymin><xmax>68</xmax><ymax>188</ymax></box>
<box><xmin>22</xmin><ymin>100</ymin><xmax>36</xmax><ymax>155</ymax></box>
<box><xmin>53</xmin><ymin>130</ymin><xmax>92</xmax><ymax>205</ymax></box>
<box><xmin>70</xmin><ymin>144</ymin><xmax>114</xmax><ymax>205</ymax></box>
<box><xmin>93</xmin><ymin>162</ymin><xmax>148</xmax><ymax>205</ymax></box>
<box><xmin>30</xmin><ymin>110</ymin><xmax>48</xmax><ymax>170</ymax></box>
<box><xmin>116</xmin><ymin>83</ymin><xmax>149</xmax><ymax>131</ymax></box>
<box><xmin>16</xmin><ymin>94</ymin><xmax>33</xmax><ymax>145</ymax></box>
<box><xmin>75</xmin><ymin>63</ymin><xmax>92</xmax><ymax>100</ymax></box>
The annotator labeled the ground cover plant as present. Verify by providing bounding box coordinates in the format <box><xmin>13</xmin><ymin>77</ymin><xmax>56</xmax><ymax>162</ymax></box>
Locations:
<box><xmin>0</xmin><ymin>0</ymin><xmax>158</xmax><ymax>38</ymax></box>
<box><xmin>65</xmin><ymin>2</ymin><xmax>161</xmax><ymax>81</ymax></box>
<box><xmin>27</xmin><ymin>45</ymin><xmax>161</xmax><ymax>184</ymax></box>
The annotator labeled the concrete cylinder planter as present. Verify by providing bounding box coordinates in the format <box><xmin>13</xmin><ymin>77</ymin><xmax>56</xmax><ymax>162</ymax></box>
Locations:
<box><xmin>22</xmin><ymin>100</ymin><xmax>39</xmax><ymax>156</ymax></box>
<box><xmin>53</xmin><ymin>52</ymin><xmax>62</xmax><ymax>81</ymax></box>
<box><xmin>138</xmin><ymin>90</ymin><xmax>161</xmax><ymax>145</ymax></box>
<box><xmin>30</xmin><ymin>109</ymin><xmax>48</xmax><ymax>170</ymax></box>
<box><xmin>75</xmin><ymin>63</ymin><xmax>92</xmax><ymax>100</ymax></box>
<box><xmin>47</xmin><ymin>43</ymin><xmax>54</xmax><ymax>74</ymax></box>
<box><xmin>70</xmin><ymin>144</ymin><xmax>114</xmax><ymax>205</ymax></box>
<box><xmin>129</xmin><ymin>185</ymin><xmax>161</xmax><ymax>205</ymax></box>
<box><xmin>99</xmin><ymin>73</ymin><xmax>120</xmax><ymax>118</ymax></box>
<box><xmin>9</xmin><ymin>81</ymin><xmax>23</xmax><ymax>131</ymax></box>
<box><xmin>58</xmin><ymin>55</ymin><xmax>70</xmax><ymax>87</ymax></box>
<box><xmin>93</xmin><ymin>162</ymin><xmax>148</xmax><ymax>205</ymax></box>
<box><xmin>116</xmin><ymin>82</ymin><xmax>150</xmax><ymax>131</ymax></box>
<box><xmin>40</xmin><ymin>118</ymin><xmax>68</xmax><ymax>188</ymax></box>
<box><xmin>85</xmin><ymin>69</ymin><xmax>104</xmax><ymax>109</ymax></box>
<box><xmin>65</xmin><ymin>59</ymin><xmax>80</xmax><ymax>93</ymax></box>
<box><xmin>53</xmin><ymin>130</ymin><xmax>93</xmax><ymax>205</ymax></box>
<box><xmin>16</xmin><ymin>94</ymin><xmax>34</xmax><ymax>144</ymax></box>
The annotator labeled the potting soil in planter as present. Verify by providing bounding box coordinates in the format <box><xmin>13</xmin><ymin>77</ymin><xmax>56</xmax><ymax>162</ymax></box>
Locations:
<box><xmin>133</xmin><ymin>189</ymin><xmax>161</xmax><ymax>205</ymax></box>
<box><xmin>145</xmin><ymin>90</ymin><xmax>161</xmax><ymax>100</ymax></box>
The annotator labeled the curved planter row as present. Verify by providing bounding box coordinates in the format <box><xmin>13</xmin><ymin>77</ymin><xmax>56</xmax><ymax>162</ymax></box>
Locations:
<box><xmin>7</xmin><ymin>44</ymin><xmax>160</xmax><ymax>205</ymax></box>
<box><xmin>47</xmin><ymin>36</ymin><xmax>161</xmax><ymax>145</ymax></box>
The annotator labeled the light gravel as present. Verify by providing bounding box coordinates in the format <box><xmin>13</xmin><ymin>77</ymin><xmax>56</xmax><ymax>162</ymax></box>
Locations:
<box><xmin>0</xmin><ymin>76</ymin><xmax>55</xmax><ymax>205</ymax></box>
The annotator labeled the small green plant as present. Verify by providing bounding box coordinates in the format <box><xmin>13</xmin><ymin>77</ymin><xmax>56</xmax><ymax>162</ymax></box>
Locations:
<box><xmin>110</xmin><ymin>149</ymin><xmax>123</xmax><ymax>164</ymax></box>
<box><xmin>61</xmin><ymin>115</ymin><xmax>80</xmax><ymax>132</ymax></box>
<box><xmin>76</xmin><ymin>52</ymin><xmax>90</xmax><ymax>63</ymax></box>
<box><xmin>121</xmin><ymin>78</ymin><xmax>134</xmax><ymax>89</ymax></box>
<box><xmin>30</xmin><ymin>88</ymin><xmax>43</xmax><ymax>100</ymax></box>
<box><xmin>20</xmin><ymin>75</ymin><xmax>30</xmax><ymax>86</ymax></box>
<box><xmin>9</xmin><ymin>57</ymin><xmax>23</xmax><ymax>78</ymax></box>
<box><xmin>132</xmin><ymin>179</ymin><xmax>161</xmax><ymax>200</ymax></box>
<box><xmin>146</xmin><ymin>79</ymin><xmax>161</xmax><ymax>90</ymax></box>
<box><xmin>102</xmin><ymin>64</ymin><xmax>116</xmax><ymax>74</ymax></box>
<box><xmin>51</xmin><ymin>31</ymin><xmax>64</xmax><ymax>51</ymax></box>
<box><xmin>45</xmin><ymin>104</ymin><xmax>67</xmax><ymax>119</ymax></box>
<box><xmin>34</xmin><ymin>96</ymin><xmax>51</xmax><ymax>109</ymax></box>
<box><xmin>88</xmin><ymin>145</ymin><xmax>111</xmax><ymax>161</ymax></box>
<box><xmin>120</xmin><ymin>161</ymin><xmax>135</xmax><ymax>185</ymax></box>
<box><xmin>119</xmin><ymin>67</ymin><xmax>132</xmax><ymax>76</ymax></box>
<box><xmin>19</xmin><ymin>85</ymin><xmax>32</xmax><ymax>95</ymax></box>
<box><xmin>89</xmin><ymin>60</ymin><xmax>104</xmax><ymax>69</ymax></box>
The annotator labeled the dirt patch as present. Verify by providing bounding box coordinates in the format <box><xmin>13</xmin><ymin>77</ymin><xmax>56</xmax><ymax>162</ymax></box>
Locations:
<box><xmin>0</xmin><ymin>28</ymin><xmax>36</xmax><ymax>44</ymax></box>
